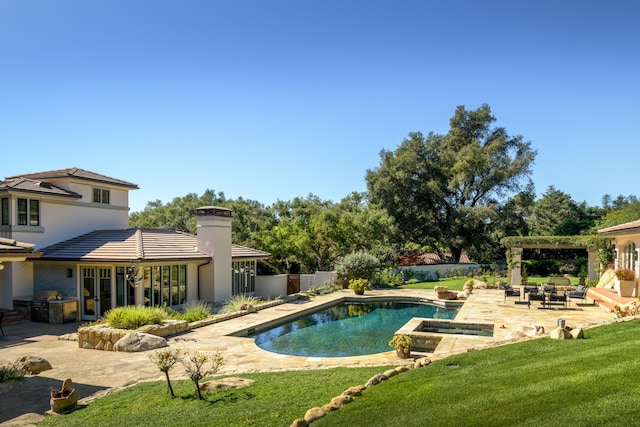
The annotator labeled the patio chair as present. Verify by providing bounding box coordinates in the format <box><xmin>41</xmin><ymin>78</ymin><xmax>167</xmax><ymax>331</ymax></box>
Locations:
<box><xmin>568</xmin><ymin>284</ymin><xmax>589</xmax><ymax>303</ymax></box>
<box><xmin>548</xmin><ymin>290</ymin><xmax>568</xmax><ymax>309</ymax></box>
<box><xmin>504</xmin><ymin>284</ymin><xmax>521</xmax><ymax>303</ymax></box>
<box><xmin>527</xmin><ymin>288</ymin><xmax>546</xmax><ymax>308</ymax></box>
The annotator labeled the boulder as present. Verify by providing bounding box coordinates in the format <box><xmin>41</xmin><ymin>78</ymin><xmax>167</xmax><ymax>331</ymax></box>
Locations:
<box><xmin>365</xmin><ymin>373</ymin><xmax>387</xmax><ymax>387</ymax></box>
<box><xmin>414</xmin><ymin>358</ymin><xmax>431</xmax><ymax>369</ymax></box>
<box><xmin>303</xmin><ymin>407</ymin><xmax>326</xmax><ymax>423</ymax></box>
<box><xmin>18</xmin><ymin>356</ymin><xmax>52</xmax><ymax>374</ymax></box>
<box><xmin>240</xmin><ymin>303</ymin><xmax>257</xmax><ymax>313</ymax></box>
<box><xmin>344</xmin><ymin>385</ymin><xmax>365</xmax><ymax>396</ymax></box>
<box><xmin>569</xmin><ymin>328</ymin><xmax>585</xmax><ymax>339</ymax></box>
<box><xmin>550</xmin><ymin>327</ymin><xmax>570</xmax><ymax>340</ymax></box>
<box><xmin>200</xmin><ymin>377</ymin><xmax>255</xmax><ymax>392</ymax></box>
<box><xmin>113</xmin><ymin>332</ymin><xmax>168</xmax><ymax>352</ymax></box>
<box><xmin>383</xmin><ymin>368</ymin><xmax>398</xmax><ymax>378</ymax></box>
<box><xmin>290</xmin><ymin>418</ymin><xmax>309</xmax><ymax>427</ymax></box>
<box><xmin>330</xmin><ymin>394</ymin><xmax>352</xmax><ymax>407</ymax></box>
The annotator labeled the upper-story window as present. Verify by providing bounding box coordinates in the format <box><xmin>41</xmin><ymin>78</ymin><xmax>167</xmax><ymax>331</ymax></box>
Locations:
<box><xmin>1</xmin><ymin>197</ymin><xmax>8</xmax><ymax>225</ymax></box>
<box><xmin>17</xmin><ymin>198</ymin><xmax>40</xmax><ymax>226</ymax></box>
<box><xmin>93</xmin><ymin>188</ymin><xmax>110</xmax><ymax>204</ymax></box>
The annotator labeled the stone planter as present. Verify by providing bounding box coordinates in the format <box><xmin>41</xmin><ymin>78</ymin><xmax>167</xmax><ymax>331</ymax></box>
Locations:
<box><xmin>50</xmin><ymin>379</ymin><xmax>78</xmax><ymax>413</ymax></box>
<box><xmin>395</xmin><ymin>347</ymin><xmax>411</xmax><ymax>359</ymax></box>
<box><xmin>615</xmin><ymin>279</ymin><xmax>636</xmax><ymax>297</ymax></box>
<box><xmin>353</xmin><ymin>289</ymin><xmax>365</xmax><ymax>295</ymax></box>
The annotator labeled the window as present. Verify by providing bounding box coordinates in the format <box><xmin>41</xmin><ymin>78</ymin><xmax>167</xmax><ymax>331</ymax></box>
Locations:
<box><xmin>29</xmin><ymin>200</ymin><xmax>39</xmax><ymax>226</ymax></box>
<box><xmin>142</xmin><ymin>265</ymin><xmax>187</xmax><ymax>307</ymax></box>
<box><xmin>1</xmin><ymin>198</ymin><xmax>8</xmax><ymax>225</ymax></box>
<box><xmin>17</xmin><ymin>198</ymin><xmax>27</xmax><ymax>225</ymax></box>
<box><xmin>93</xmin><ymin>188</ymin><xmax>110</xmax><ymax>204</ymax></box>
<box><xmin>16</xmin><ymin>198</ymin><xmax>40</xmax><ymax>226</ymax></box>
<box><xmin>232</xmin><ymin>260</ymin><xmax>256</xmax><ymax>295</ymax></box>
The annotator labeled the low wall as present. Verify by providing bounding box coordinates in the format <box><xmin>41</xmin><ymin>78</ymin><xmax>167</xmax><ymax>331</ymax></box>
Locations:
<box><xmin>255</xmin><ymin>271</ymin><xmax>337</xmax><ymax>298</ymax></box>
<box><xmin>77</xmin><ymin>319</ymin><xmax>190</xmax><ymax>351</ymax></box>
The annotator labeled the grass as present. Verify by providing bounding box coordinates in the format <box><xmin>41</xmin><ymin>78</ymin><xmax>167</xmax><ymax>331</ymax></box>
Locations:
<box><xmin>37</xmin><ymin>319</ymin><xmax>640</xmax><ymax>426</ymax></box>
<box><xmin>402</xmin><ymin>275</ymin><xmax>581</xmax><ymax>291</ymax></box>
<box><xmin>37</xmin><ymin>366</ymin><xmax>389</xmax><ymax>427</ymax></box>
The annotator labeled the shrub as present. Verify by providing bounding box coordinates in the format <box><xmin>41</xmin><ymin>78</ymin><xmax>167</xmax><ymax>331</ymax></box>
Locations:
<box><xmin>182</xmin><ymin>351</ymin><xmax>225</xmax><ymax>400</ymax></box>
<box><xmin>181</xmin><ymin>300</ymin><xmax>212</xmax><ymax>322</ymax></box>
<box><xmin>150</xmin><ymin>349</ymin><xmax>182</xmax><ymax>398</ymax></box>
<box><xmin>334</xmin><ymin>251</ymin><xmax>379</xmax><ymax>280</ymax></box>
<box><xmin>105</xmin><ymin>305</ymin><xmax>167</xmax><ymax>329</ymax></box>
<box><xmin>304</xmin><ymin>281</ymin><xmax>341</xmax><ymax>296</ymax></box>
<box><xmin>0</xmin><ymin>361</ymin><xmax>28</xmax><ymax>382</ymax></box>
<box><xmin>220</xmin><ymin>294</ymin><xmax>263</xmax><ymax>314</ymax></box>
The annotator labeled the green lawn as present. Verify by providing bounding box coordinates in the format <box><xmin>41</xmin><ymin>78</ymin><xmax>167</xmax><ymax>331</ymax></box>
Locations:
<box><xmin>37</xmin><ymin>319</ymin><xmax>640</xmax><ymax>427</ymax></box>
<box><xmin>402</xmin><ymin>276</ymin><xmax>581</xmax><ymax>291</ymax></box>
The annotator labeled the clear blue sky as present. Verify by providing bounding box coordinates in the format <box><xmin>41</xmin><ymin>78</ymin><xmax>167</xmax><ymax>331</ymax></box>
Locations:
<box><xmin>2</xmin><ymin>1</ymin><xmax>638</xmax><ymax>213</ymax></box>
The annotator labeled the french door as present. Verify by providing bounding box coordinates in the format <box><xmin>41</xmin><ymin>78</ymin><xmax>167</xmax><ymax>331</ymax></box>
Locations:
<box><xmin>81</xmin><ymin>267</ymin><xmax>112</xmax><ymax>320</ymax></box>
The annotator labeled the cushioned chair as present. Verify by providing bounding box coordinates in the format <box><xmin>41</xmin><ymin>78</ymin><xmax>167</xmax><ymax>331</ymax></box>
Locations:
<box><xmin>527</xmin><ymin>288</ymin><xmax>546</xmax><ymax>308</ymax></box>
<box><xmin>568</xmin><ymin>284</ymin><xmax>589</xmax><ymax>303</ymax></box>
<box><xmin>504</xmin><ymin>284</ymin><xmax>521</xmax><ymax>303</ymax></box>
<box><xmin>548</xmin><ymin>290</ymin><xmax>568</xmax><ymax>309</ymax></box>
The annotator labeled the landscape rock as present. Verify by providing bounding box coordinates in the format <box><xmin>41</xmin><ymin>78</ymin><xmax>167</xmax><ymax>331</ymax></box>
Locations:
<box><xmin>331</xmin><ymin>394</ymin><xmax>353</xmax><ymax>407</ymax></box>
<box><xmin>550</xmin><ymin>327</ymin><xmax>570</xmax><ymax>340</ymax></box>
<box><xmin>290</xmin><ymin>418</ymin><xmax>309</xmax><ymax>427</ymax></box>
<box><xmin>365</xmin><ymin>373</ymin><xmax>387</xmax><ymax>387</ymax></box>
<box><xmin>240</xmin><ymin>303</ymin><xmax>257</xmax><ymax>313</ymax></box>
<box><xmin>569</xmin><ymin>328</ymin><xmax>585</xmax><ymax>339</ymax></box>
<box><xmin>303</xmin><ymin>407</ymin><xmax>326</xmax><ymax>423</ymax></box>
<box><xmin>17</xmin><ymin>355</ymin><xmax>52</xmax><ymax>374</ymax></box>
<box><xmin>414</xmin><ymin>357</ymin><xmax>431</xmax><ymax>368</ymax></box>
<box><xmin>344</xmin><ymin>385</ymin><xmax>365</xmax><ymax>396</ymax></box>
<box><xmin>200</xmin><ymin>377</ymin><xmax>255</xmax><ymax>391</ymax></box>
<box><xmin>383</xmin><ymin>368</ymin><xmax>398</xmax><ymax>378</ymax></box>
<box><xmin>113</xmin><ymin>332</ymin><xmax>168</xmax><ymax>352</ymax></box>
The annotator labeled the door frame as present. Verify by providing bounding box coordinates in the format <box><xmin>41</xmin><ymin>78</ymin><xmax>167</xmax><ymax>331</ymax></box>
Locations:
<box><xmin>80</xmin><ymin>265</ymin><xmax>113</xmax><ymax>321</ymax></box>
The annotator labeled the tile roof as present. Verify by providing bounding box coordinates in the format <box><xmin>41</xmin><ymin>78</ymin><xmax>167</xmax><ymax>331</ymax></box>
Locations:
<box><xmin>39</xmin><ymin>229</ymin><xmax>270</xmax><ymax>262</ymax></box>
<box><xmin>0</xmin><ymin>237</ymin><xmax>36</xmax><ymax>252</ymax></box>
<box><xmin>5</xmin><ymin>167</ymin><xmax>138</xmax><ymax>189</ymax></box>
<box><xmin>0</xmin><ymin>237</ymin><xmax>41</xmax><ymax>261</ymax></box>
<box><xmin>597</xmin><ymin>219</ymin><xmax>640</xmax><ymax>236</ymax></box>
<box><xmin>0</xmin><ymin>178</ymin><xmax>82</xmax><ymax>198</ymax></box>
<box><xmin>418</xmin><ymin>252</ymin><xmax>472</xmax><ymax>265</ymax></box>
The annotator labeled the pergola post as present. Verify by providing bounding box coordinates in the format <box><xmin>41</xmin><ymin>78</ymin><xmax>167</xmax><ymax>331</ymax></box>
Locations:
<box><xmin>509</xmin><ymin>247</ymin><xmax>523</xmax><ymax>287</ymax></box>
<box><xmin>587</xmin><ymin>249</ymin><xmax>598</xmax><ymax>281</ymax></box>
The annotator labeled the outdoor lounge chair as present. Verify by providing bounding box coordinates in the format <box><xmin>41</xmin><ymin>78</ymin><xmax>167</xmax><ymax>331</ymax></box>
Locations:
<box><xmin>568</xmin><ymin>284</ymin><xmax>589</xmax><ymax>303</ymax></box>
<box><xmin>548</xmin><ymin>290</ymin><xmax>568</xmax><ymax>309</ymax></box>
<box><xmin>527</xmin><ymin>288</ymin><xmax>546</xmax><ymax>308</ymax></box>
<box><xmin>504</xmin><ymin>284</ymin><xmax>521</xmax><ymax>303</ymax></box>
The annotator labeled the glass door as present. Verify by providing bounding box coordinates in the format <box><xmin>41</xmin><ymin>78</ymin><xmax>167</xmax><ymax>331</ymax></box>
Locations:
<box><xmin>81</xmin><ymin>267</ymin><xmax>113</xmax><ymax>320</ymax></box>
<box><xmin>82</xmin><ymin>267</ymin><xmax>97</xmax><ymax>320</ymax></box>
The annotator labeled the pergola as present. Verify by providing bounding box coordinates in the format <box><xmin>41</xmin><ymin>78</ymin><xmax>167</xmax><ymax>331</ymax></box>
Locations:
<box><xmin>500</xmin><ymin>236</ymin><xmax>614</xmax><ymax>286</ymax></box>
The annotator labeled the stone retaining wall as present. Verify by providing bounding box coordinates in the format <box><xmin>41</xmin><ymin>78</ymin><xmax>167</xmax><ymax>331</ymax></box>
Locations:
<box><xmin>78</xmin><ymin>319</ymin><xmax>190</xmax><ymax>351</ymax></box>
<box><xmin>77</xmin><ymin>297</ymin><xmax>293</xmax><ymax>351</ymax></box>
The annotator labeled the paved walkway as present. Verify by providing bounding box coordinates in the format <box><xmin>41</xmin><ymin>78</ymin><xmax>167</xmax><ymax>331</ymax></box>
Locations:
<box><xmin>0</xmin><ymin>288</ymin><xmax>618</xmax><ymax>426</ymax></box>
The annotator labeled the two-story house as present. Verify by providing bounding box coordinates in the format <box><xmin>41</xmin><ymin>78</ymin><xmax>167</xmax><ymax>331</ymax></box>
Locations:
<box><xmin>0</xmin><ymin>168</ymin><xmax>269</xmax><ymax>321</ymax></box>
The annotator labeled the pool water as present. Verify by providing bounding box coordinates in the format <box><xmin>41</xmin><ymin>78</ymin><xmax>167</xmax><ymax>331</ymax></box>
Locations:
<box><xmin>250</xmin><ymin>301</ymin><xmax>458</xmax><ymax>357</ymax></box>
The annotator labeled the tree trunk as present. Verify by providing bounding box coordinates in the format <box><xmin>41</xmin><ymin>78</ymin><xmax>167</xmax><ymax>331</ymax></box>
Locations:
<box><xmin>451</xmin><ymin>247</ymin><xmax>462</xmax><ymax>263</ymax></box>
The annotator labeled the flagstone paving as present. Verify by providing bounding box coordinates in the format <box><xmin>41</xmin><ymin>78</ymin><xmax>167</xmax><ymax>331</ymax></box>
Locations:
<box><xmin>0</xmin><ymin>288</ymin><xmax>620</xmax><ymax>426</ymax></box>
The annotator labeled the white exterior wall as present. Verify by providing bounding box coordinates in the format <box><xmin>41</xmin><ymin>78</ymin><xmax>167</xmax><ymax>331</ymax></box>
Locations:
<box><xmin>7</xmin><ymin>185</ymin><xmax>129</xmax><ymax>250</ymax></box>
<box><xmin>196</xmin><ymin>208</ymin><xmax>232</xmax><ymax>304</ymax></box>
<box><xmin>254</xmin><ymin>271</ymin><xmax>337</xmax><ymax>299</ymax></box>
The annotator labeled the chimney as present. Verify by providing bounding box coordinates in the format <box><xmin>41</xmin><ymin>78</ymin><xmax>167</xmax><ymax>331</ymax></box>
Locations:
<box><xmin>196</xmin><ymin>206</ymin><xmax>232</xmax><ymax>302</ymax></box>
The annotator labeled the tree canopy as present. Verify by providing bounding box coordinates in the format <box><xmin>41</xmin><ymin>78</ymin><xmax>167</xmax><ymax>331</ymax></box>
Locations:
<box><xmin>366</xmin><ymin>104</ymin><xmax>537</xmax><ymax>262</ymax></box>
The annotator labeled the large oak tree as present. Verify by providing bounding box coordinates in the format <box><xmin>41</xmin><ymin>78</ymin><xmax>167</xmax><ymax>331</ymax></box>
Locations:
<box><xmin>366</xmin><ymin>104</ymin><xmax>537</xmax><ymax>262</ymax></box>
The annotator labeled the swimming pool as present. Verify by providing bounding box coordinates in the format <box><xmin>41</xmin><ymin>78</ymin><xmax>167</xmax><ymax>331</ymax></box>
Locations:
<box><xmin>249</xmin><ymin>300</ymin><xmax>458</xmax><ymax>357</ymax></box>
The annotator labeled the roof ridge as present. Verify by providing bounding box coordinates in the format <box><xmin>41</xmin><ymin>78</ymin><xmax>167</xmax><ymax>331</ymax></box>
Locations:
<box><xmin>135</xmin><ymin>228</ymin><xmax>144</xmax><ymax>260</ymax></box>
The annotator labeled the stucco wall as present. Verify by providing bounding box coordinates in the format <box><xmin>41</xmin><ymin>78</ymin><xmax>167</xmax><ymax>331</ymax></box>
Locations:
<box><xmin>254</xmin><ymin>271</ymin><xmax>337</xmax><ymax>298</ymax></box>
